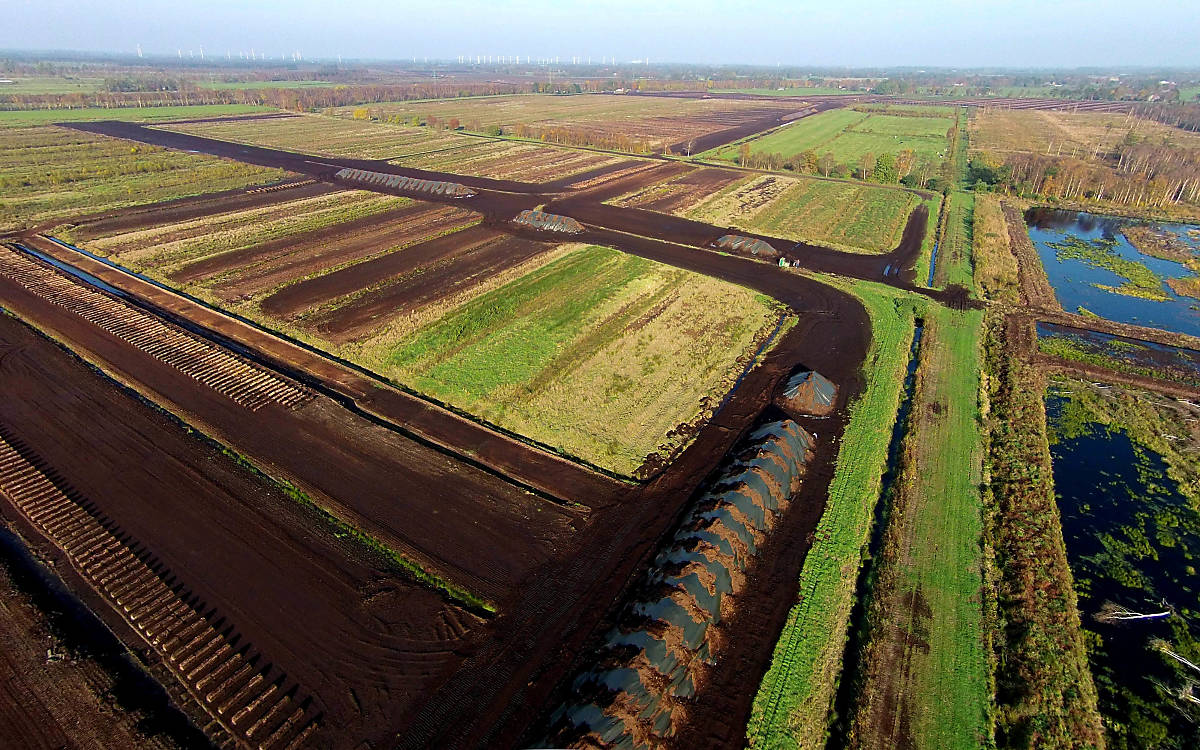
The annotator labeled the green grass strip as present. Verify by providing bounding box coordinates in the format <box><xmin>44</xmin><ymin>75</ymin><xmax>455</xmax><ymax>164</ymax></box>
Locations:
<box><xmin>747</xmin><ymin>279</ymin><xmax>921</xmax><ymax>749</ymax></box>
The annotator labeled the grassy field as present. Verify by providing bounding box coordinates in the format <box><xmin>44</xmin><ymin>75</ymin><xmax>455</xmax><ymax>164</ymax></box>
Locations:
<box><xmin>719</xmin><ymin>109</ymin><xmax>868</xmax><ymax>157</ymax></box>
<box><xmin>935</xmin><ymin>192</ymin><xmax>975</xmax><ymax>289</ymax></box>
<box><xmin>366</xmin><ymin>245</ymin><xmax>785</xmax><ymax>476</ymax></box>
<box><xmin>91</xmin><ymin>214</ymin><xmax>782</xmax><ymax>477</ymax></box>
<box><xmin>706</xmin><ymin>108</ymin><xmax>955</xmax><ymax>168</ymax></box>
<box><xmin>160</xmin><ymin>114</ymin><xmax>461</xmax><ymax>159</ymax></box>
<box><xmin>0</xmin><ymin>104</ymin><xmax>277</xmax><ymax>128</ymax></box>
<box><xmin>0</xmin><ymin>76</ymin><xmax>106</xmax><ymax>94</ymax></box>
<box><xmin>683</xmin><ymin>173</ymin><xmax>920</xmax><ymax>253</ymax></box>
<box><xmin>969</xmin><ymin>108</ymin><xmax>1200</xmax><ymax>157</ymax></box>
<box><xmin>0</xmin><ymin>126</ymin><xmax>287</xmax><ymax>232</ymax></box>
<box><xmin>161</xmin><ymin>114</ymin><xmax>633</xmax><ymax>180</ymax></box>
<box><xmin>748</xmin><ymin>279</ymin><xmax>920</xmax><ymax>749</ymax></box>
<box><xmin>330</xmin><ymin>93</ymin><xmax>785</xmax><ymax>149</ymax></box>
<box><xmin>851</xmin><ymin>305</ymin><xmax>989</xmax><ymax>750</ymax></box>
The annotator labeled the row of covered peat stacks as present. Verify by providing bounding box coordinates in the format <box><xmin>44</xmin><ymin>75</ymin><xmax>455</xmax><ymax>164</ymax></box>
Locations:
<box><xmin>544</xmin><ymin>368</ymin><xmax>839</xmax><ymax>748</ymax></box>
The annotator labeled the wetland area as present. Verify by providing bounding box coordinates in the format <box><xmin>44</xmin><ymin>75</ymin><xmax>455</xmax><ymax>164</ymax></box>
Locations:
<box><xmin>1046</xmin><ymin>381</ymin><xmax>1200</xmax><ymax>749</ymax></box>
<box><xmin>1026</xmin><ymin>209</ymin><xmax>1200</xmax><ymax>336</ymax></box>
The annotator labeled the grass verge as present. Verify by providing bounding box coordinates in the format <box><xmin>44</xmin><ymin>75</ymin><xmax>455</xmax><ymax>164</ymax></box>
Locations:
<box><xmin>849</xmin><ymin>305</ymin><xmax>990</xmax><ymax>750</ymax></box>
<box><xmin>747</xmin><ymin>278</ymin><xmax>921</xmax><ymax>749</ymax></box>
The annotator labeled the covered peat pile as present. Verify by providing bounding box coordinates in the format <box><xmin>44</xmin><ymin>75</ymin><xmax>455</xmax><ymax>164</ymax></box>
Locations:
<box><xmin>334</xmin><ymin>167</ymin><xmax>475</xmax><ymax>198</ymax></box>
<box><xmin>513</xmin><ymin>209</ymin><xmax>585</xmax><ymax>234</ymax></box>
<box><xmin>776</xmin><ymin>369</ymin><xmax>838</xmax><ymax>417</ymax></box>
<box><xmin>543</xmin><ymin>417</ymin><xmax>818</xmax><ymax>748</ymax></box>
<box><xmin>712</xmin><ymin>234</ymin><xmax>779</xmax><ymax>259</ymax></box>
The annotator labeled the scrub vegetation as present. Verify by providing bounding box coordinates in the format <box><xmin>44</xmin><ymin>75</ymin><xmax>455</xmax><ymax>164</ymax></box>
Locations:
<box><xmin>972</xmin><ymin>194</ymin><xmax>1021</xmax><ymax>303</ymax></box>
<box><xmin>980</xmin><ymin>322</ymin><xmax>1106</xmax><ymax>749</ymax></box>
<box><xmin>969</xmin><ymin>109</ymin><xmax>1200</xmax><ymax>220</ymax></box>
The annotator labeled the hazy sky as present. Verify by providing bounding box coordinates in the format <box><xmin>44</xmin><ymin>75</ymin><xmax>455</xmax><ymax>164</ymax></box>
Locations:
<box><xmin>5</xmin><ymin>0</ymin><xmax>1200</xmax><ymax>68</ymax></box>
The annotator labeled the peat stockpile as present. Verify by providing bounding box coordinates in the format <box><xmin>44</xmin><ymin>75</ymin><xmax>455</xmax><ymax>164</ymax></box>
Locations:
<box><xmin>777</xmin><ymin>369</ymin><xmax>838</xmax><ymax>417</ymax></box>
<box><xmin>513</xmin><ymin>209</ymin><xmax>585</xmax><ymax>234</ymax></box>
<box><xmin>334</xmin><ymin>167</ymin><xmax>475</xmax><ymax>198</ymax></box>
<box><xmin>544</xmin><ymin>418</ymin><xmax>816</xmax><ymax>748</ymax></box>
<box><xmin>713</xmin><ymin>235</ymin><xmax>779</xmax><ymax>259</ymax></box>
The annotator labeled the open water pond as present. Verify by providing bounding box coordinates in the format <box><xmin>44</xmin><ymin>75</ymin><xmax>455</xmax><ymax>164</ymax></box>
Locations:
<box><xmin>1026</xmin><ymin>208</ymin><xmax>1200</xmax><ymax>337</ymax></box>
<box><xmin>1046</xmin><ymin>385</ymin><xmax>1200</xmax><ymax>748</ymax></box>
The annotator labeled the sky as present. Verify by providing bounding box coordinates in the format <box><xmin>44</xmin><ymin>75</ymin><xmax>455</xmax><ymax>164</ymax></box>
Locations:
<box><xmin>4</xmin><ymin>0</ymin><xmax>1200</xmax><ymax>68</ymax></box>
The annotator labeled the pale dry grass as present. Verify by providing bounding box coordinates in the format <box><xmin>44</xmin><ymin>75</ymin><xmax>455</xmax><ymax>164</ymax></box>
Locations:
<box><xmin>972</xmin><ymin>194</ymin><xmax>1021</xmax><ymax>304</ymax></box>
<box><xmin>90</xmin><ymin>191</ymin><xmax>406</xmax><ymax>271</ymax></box>
<box><xmin>969</xmin><ymin>109</ymin><xmax>1200</xmax><ymax>157</ymax></box>
<box><xmin>495</xmin><ymin>277</ymin><xmax>784</xmax><ymax>474</ymax></box>
<box><xmin>686</xmin><ymin>174</ymin><xmax>790</xmax><ymax>223</ymax></box>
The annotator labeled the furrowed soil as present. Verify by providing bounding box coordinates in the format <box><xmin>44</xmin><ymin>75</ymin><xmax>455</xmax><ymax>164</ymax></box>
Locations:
<box><xmin>178</xmin><ymin>203</ymin><xmax>478</xmax><ymax>299</ymax></box>
<box><xmin>3</xmin><ymin>229</ymin><xmax>877</xmax><ymax>750</ymax></box>
<box><xmin>0</xmin><ymin>125</ymin><xmax>290</xmax><ymax>233</ymax></box>
<box><xmin>610</xmin><ymin>166</ymin><xmax>745</xmax><ymax>214</ymax></box>
<box><xmin>0</xmin><ymin>547</ymin><xmax>176</xmax><ymax>750</ymax></box>
<box><xmin>0</xmin><ymin>260</ymin><xmax>581</xmax><ymax>607</ymax></box>
<box><xmin>58</xmin><ymin>179</ymin><xmax>335</xmax><ymax>241</ymax></box>
<box><xmin>0</xmin><ymin>313</ymin><xmax>487</xmax><ymax>747</ymax></box>
<box><xmin>259</xmin><ymin>223</ymin><xmax>500</xmax><ymax>319</ymax></box>
<box><xmin>304</xmin><ymin>232</ymin><xmax>559</xmax><ymax>342</ymax></box>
